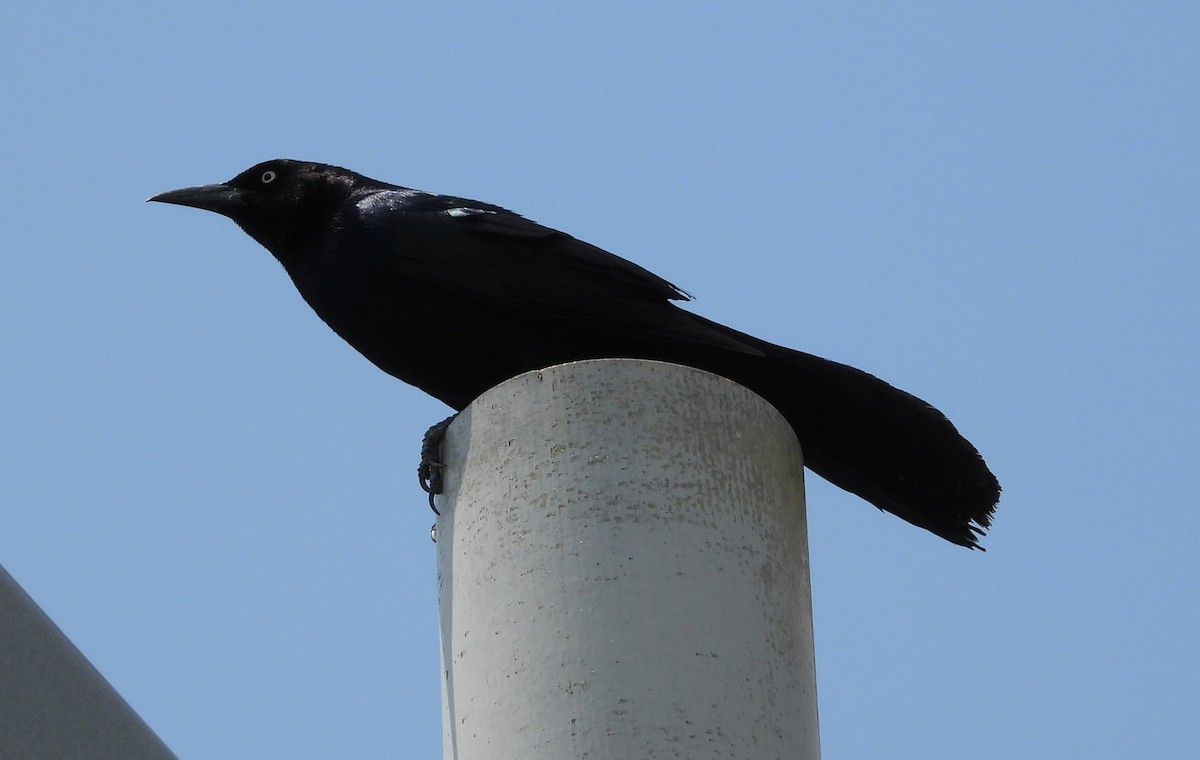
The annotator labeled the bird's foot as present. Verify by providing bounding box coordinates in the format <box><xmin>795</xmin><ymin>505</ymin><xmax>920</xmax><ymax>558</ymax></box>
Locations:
<box><xmin>418</xmin><ymin>414</ymin><xmax>458</xmax><ymax>515</ymax></box>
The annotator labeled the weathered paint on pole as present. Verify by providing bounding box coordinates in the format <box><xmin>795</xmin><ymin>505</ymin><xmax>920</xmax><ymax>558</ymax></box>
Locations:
<box><xmin>435</xmin><ymin>359</ymin><xmax>819</xmax><ymax>759</ymax></box>
<box><xmin>0</xmin><ymin>562</ymin><xmax>179</xmax><ymax>760</ymax></box>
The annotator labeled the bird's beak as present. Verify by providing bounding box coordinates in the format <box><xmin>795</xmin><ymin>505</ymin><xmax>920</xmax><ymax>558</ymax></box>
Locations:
<box><xmin>147</xmin><ymin>183</ymin><xmax>249</xmax><ymax>216</ymax></box>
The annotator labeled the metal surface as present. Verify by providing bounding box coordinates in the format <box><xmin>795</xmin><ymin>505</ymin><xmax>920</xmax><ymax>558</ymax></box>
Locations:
<box><xmin>436</xmin><ymin>359</ymin><xmax>819</xmax><ymax>759</ymax></box>
<box><xmin>0</xmin><ymin>563</ymin><xmax>179</xmax><ymax>760</ymax></box>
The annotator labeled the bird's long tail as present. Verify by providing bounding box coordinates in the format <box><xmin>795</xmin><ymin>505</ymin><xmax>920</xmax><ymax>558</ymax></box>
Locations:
<box><xmin>684</xmin><ymin>321</ymin><xmax>1000</xmax><ymax>548</ymax></box>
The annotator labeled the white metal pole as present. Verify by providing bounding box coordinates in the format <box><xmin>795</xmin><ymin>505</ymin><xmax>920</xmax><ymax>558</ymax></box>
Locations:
<box><xmin>435</xmin><ymin>359</ymin><xmax>819</xmax><ymax>760</ymax></box>
<box><xmin>0</xmin><ymin>563</ymin><xmax>180</xmax><ymax>760</ymax></box>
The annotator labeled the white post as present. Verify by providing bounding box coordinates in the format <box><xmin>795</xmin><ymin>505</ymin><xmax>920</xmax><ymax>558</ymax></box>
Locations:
<box><xmin>0</xmin><ymin>563</ymin><xmax>179</xmax><ymax>760</ymax></box>
<box><xmin>435</xmin><ymin>359</ymin><xmax>819</xmax><ymax>760</ymax></box>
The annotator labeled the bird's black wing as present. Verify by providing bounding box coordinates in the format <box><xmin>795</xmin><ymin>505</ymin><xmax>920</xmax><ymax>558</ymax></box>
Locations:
<box><xmin>350</xmin><ymin>191</ymin><xmax>763</xmax><ymax>355</ymax></box>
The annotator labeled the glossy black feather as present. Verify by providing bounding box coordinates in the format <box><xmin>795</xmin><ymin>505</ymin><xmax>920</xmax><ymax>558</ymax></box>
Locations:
<box><xmin>150</xmin><ymin>159</ymin><xmax>1000</xmax><ymax>548</ymax></box>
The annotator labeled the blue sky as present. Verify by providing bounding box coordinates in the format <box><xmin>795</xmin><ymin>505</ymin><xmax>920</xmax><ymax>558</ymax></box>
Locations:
<box><xmin>2</xmin><ymin>3</ymin><xmax>1196</xmax><ymax>757</ymax></box>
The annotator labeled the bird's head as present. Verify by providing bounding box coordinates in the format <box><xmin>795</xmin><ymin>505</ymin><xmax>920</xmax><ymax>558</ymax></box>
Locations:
<box><xmin>149</xmin><ymin>159</ymin><xmax>360</xmax><ymax>261</ymax></box>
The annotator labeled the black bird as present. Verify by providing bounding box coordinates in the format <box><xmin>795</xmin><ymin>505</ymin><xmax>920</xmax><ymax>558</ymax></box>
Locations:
<box><xmin>150</xmin><ymin>159</ymin><xmax>1000</xmax><ymax>548</ymax></box>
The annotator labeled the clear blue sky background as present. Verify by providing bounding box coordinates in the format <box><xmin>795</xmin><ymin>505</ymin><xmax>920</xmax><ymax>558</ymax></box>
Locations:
<box><xmin>2</xmin><ymin>3</ymin><xmax>1196</xmax><ymax>758</ymax></box>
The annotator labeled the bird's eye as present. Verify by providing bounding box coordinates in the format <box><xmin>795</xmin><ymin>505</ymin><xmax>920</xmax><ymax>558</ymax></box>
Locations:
<box><xmin>261</xmin><ymin>170</ymin><xmax>277</xmax><ymax>184</ymax></box>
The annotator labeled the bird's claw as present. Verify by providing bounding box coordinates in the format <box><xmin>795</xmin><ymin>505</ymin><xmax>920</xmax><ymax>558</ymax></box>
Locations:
<box><xmin>418</xmin><ymin>414</ymin><xmax>457</xmax><ymax>515</ymax></box>
<box><xmin>418</xmin><ymin>459</ymin><xmax>446</xmax><ymax>514</ymax></box>
<box><xmin>417</xmin><ymin>458</ymin><xmax>445</xmax><ymax>494</ymax></box>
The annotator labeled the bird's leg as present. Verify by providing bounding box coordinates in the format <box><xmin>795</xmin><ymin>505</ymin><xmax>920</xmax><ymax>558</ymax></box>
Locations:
<box><xmin>418</xmin><ymin>414</ymin><xmax>458</xmax><ymax>515</ymax></box>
